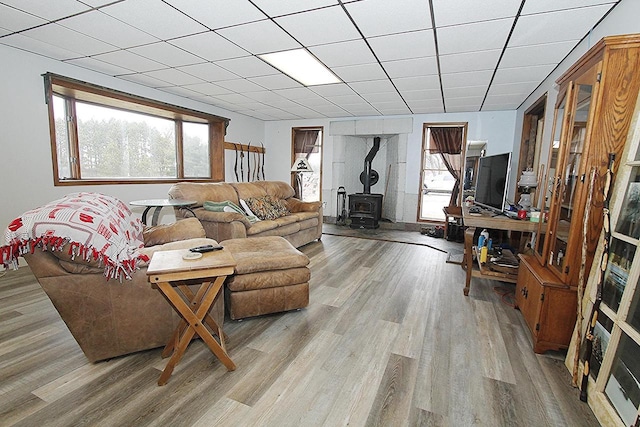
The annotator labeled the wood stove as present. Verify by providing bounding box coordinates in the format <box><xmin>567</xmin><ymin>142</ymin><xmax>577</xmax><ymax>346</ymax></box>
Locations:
<box><xmin>349</xmin><ymin>136</ymin><xmax>383</xmax><ymax>229</ymax></box>
<box><xmin>349</xmin><ymin>193</ymin><xmax>382</xmax><ymax>229</ymax></box>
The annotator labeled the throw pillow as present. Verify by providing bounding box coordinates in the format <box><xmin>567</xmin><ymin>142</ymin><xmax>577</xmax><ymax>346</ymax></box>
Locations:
<box><xmin>244</xmin><ymin>195</ymin><xmax>290</xmax><ymax>220</ymax></box>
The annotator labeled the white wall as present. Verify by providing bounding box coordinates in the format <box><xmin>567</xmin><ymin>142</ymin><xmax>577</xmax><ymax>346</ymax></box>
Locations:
<box><xmin>517</xmin><ymin>0</ymin><xmax>640</xmax><ymax>179</ymax></box>
<box><xmin>0</xmin><ymin>44</ymin><xmax>264</xmax><ymax>229</ymax></box>
<box><xmin>264</xmin><ymin>110</ymin><xmax>516</xmax><ymax>222</ymax></box>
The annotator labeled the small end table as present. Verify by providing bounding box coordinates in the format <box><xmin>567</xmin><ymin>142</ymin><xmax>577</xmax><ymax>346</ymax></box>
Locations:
<box><xmin>147</xmin><ymin>248</ymin><xmax>237</xmax><ymax>386</ymax></box>
<box><xmin>130</xmin><ymin>199</ymin><xmax>197</xmax><ymax>226</ymax></box>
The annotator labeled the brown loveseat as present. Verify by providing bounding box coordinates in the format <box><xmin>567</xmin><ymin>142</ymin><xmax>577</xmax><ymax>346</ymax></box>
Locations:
<box><xmin>168</xmin><ymin>181</ymin><xmax>322</xmax><ymax>248</ymax></box>
<box><xmin>22</xmin><ymin>218</ymin><xmax>221</xmax><ymax>362</ymax></box>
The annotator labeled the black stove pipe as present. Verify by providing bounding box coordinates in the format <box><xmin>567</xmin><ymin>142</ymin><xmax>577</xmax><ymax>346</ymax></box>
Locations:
<box><xmin>363</xmin><ymin>137</ymin><xmax>380</xmax><ymax>194</ymax></box>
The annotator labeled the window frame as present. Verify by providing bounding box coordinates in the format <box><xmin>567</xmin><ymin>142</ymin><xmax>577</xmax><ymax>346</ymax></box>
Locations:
<box><xmin>44</xmin><ymin>73</ymin><xmax>229</xmax><ymax>186</ymax></box>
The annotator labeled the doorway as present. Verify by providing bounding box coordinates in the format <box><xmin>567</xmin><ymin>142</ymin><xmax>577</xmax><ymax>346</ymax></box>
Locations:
<box><xmin>418</xmin><ymin>123</ymin><xmax>467</xmax><ymax>222</ymax></box>
<box><xmin>291</xmin><ymin>127</ymin><xmax>323</xmax><ymax>202</ymax></box>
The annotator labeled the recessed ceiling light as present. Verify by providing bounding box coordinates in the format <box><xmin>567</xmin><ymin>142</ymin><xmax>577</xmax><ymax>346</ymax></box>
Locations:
<box><xmin>259</xmin><ymin>49</ymin><xmax>341</xmax><ymax>86</ymax></box>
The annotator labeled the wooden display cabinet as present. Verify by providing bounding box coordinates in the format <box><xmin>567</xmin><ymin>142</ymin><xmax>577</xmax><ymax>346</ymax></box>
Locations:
<box><xmin>520</xmin><ymin>34</ymin><xmax>640</xmax><ymax>353</ymax></box>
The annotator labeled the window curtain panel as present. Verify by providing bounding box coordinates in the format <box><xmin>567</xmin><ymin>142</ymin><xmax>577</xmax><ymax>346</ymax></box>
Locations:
<box><xmin>429</xmin><ymin>127</ymin><xmax>463</xmax><ymax>206</ymax></box>
<box><xmin>294</xmin><ymin>130</ymin><xmax>319</xmax><ymax>159</ymax></box>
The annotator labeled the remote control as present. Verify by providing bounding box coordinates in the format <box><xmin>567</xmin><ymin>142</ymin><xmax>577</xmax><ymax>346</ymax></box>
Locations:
<box><xmin>189</xmin><ymin>244</ymin><xmax>223</xmax><ymax>253</ymax></box>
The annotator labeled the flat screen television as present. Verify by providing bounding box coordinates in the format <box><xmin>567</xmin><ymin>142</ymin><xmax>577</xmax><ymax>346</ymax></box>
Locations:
<box><xmin>474</xmin><ymin>152</ymin><xmax>511</xmax><ymax>213</ymax></box>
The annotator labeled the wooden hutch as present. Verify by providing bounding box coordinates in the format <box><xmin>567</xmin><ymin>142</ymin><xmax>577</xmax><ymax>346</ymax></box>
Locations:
<box><xmin>516</xmin><ymin>34</ymin><xmax>640</xmax><ymax>353</ymax></box>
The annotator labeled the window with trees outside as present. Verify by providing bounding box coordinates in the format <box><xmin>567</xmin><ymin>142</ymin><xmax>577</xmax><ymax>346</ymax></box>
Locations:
<box><xmin>44</xmin><ymin>73</ymin><xmax>229</xmax><ymax>185</ymax></box>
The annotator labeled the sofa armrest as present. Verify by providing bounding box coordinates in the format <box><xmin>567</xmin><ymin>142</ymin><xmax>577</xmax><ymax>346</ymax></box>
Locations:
<box><xmin>143</xmin><ymin>217</ymin><xmax>205</xmax><ymax>247</ymax></box>
<box><xmin>286</xmin><ymin>197</ymin><xmax>322</xmax><ymax>213</ymax></box>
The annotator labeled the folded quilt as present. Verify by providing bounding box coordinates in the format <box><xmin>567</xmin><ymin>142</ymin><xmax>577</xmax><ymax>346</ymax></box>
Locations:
<box><xmin>204</xmin><ymin>200</ymin><xmax>260</xmax><ymax>223</ymax></box>
<box><xmin>1</xmin><ymin>192</ymin><xmax>148</xmax><ymax>279</ymax></box>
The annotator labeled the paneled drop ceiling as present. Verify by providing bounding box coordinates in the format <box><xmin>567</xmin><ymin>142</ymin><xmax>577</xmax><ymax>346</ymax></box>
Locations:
<box><xmin>0</xmin><ymin>0</ymin><xmax>621</xmax><ymax>120</ymax></box>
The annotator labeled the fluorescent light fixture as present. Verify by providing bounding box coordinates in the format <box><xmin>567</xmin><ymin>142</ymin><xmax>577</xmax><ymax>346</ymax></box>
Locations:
<box><xmin>260</xmin><ymin>49</ymin><xmax>341</xmax><ymax>86</ymax></box>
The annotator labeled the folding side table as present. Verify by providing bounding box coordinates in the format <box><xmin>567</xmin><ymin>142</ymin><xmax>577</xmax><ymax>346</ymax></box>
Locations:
<box><xmin>147</xmin><ymin>248</ymin><xmax>236</xmax><ymax>385</ymax></box>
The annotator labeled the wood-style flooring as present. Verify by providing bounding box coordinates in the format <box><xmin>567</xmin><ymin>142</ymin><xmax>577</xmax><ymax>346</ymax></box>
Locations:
<box><xmin>0</xmin><ymin>232</ymin><xmax>599</xmax><ymax>426</ymax></box>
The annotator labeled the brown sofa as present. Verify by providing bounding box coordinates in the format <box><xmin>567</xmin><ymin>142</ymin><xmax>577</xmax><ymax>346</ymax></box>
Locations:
<box><xmin>167</xmin><ymin>181</ymin><xmax>322</xmax><ymax>248</ymax></box>
<box><xmin>23</xmin><ymin>218</ymin><xmax>222</xmax><ymax>362</ymax></box>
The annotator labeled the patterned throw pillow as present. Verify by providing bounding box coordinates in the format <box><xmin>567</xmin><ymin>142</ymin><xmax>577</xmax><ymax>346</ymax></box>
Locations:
<box><xmin>245</xmin><ymin>195</ymin><xmax>290</xmax><ymax>220</ymax></box>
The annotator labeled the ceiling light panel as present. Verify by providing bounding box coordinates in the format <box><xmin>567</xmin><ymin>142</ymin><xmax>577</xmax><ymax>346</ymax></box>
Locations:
<box><xmin>169</xmin><ymin>32</ymin><xmax>249</xmax><ymax>62</ymax></box>
<box><xmin>260</xmin><ymin>49</ymin><xmax>340</xmax><ymax>85</ymax></box>
<box><xmin>368</xmin><ymin>30</ymin><xmax>436</xmax><ymax>62</ymax></box>
<box><xmin>165</xmin><ymin>0</ymin><xmax>266</xmax><ymax>29</ymax></box>
<box><xmin>345</xmin><ymin>0</ymin><xmax>432</xmax><ymax>37</ymax></box>
<box><xmin>217</xmin><ymin>20</ymin><xmax>301</xmax><ymax>54</ymax></box>
<box><xmin>102</xmin><ymin>0</ymin><xmax>207</xmax><ymax>40</ymax></box>
<box><xmin>275</xmin><ymin>6</ymin><xmax>361</xmax><ymax>46</ymax></box>
<box><xmin>59</xmin><ymin>11</ymin><xmax>159</xmax><ymax>49</ymax></box>
<box><xmin>432</xmin><ymin>0</ymin><xmax>520</xmax><ymax>27</ymax></box>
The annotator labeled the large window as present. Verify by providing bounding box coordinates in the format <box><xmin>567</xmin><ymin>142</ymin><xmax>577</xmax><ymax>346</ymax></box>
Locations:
<box><xmin>45</xmin><ymin>73</ymin><xmax>228</xmax><ymax>185</ymax></box>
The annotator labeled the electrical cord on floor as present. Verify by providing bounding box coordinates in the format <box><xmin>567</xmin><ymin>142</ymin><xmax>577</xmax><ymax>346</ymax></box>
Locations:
<box><xmin>493</xmin><ymin>285</ymin><xmax>516</xmax><ymax>308</ymax></box>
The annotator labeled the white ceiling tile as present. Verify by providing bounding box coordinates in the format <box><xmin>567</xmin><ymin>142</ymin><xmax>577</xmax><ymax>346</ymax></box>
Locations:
<box><xmin>75</xmin><ymin>0</ymin><xmax>114</xmax><ymax>6</ymax></box>
<box><xmin>276</xmin><ymin>6</ymin><xmax>360</xmax><ymax>46</ymax></box>
<box><xmin>250</xmin><ymin>0</ymin><xmax>338</xmax><ymax>17</ymax></box>
<box><xmin>22</xmin><ymin>23</ymin><xmax>116</xmax><ymax>56</ymax></box>
<box><xmin>177</xmin><ymin>62</ymin><xmax>239</xmax><ymax>82</ymax></box>
<box><xmin>521</xmin><ymin>0</ymin><xmax>617</xmax><ymax>15</ymax></box>
<box><xmin>447</xmin><ymin>104</ymin><xmax>481</xmax><ymax>112</ymax></box>
<box><xmin>248</xmin><ymin>74</ymin><xmax>302</xmax><ymax>90</ymax></box>
<box><xmin>323</xmin><ymin>94</ymin><xmax>367</xmax><ymax>105</ymax></box>
<box><xmin>349</xmin><ymin>79</ymin><xmax>397</xmax><ymax>94</ymax></box>
<box><xmin>216</xmin><ymin>20</ymin><xmax>300</xmax><ymax>54</ymax></box>
<box><xmin>492</xmin><ymin>64</ymin><xmax>554</xmax><ymax>85</ymax></box>
<box><xmin>374</xmin><ymin>103</ymin><xmax>412</xmax><ymax>115</ymax></box>
<box><xmin>165</xmin><ymin>0</ymin><xmax>266</xmax><ymax>29</ymax></box>
<box><xmin>144</xmin><ymin>68</ymin><xmax>204</xmax><ymax>86</ymax></box>
<box><xmin>216</xmin><ymin>56</ymin><xmax>279</xmax><ymax>78</ymax></box>
<box><xmin>158</xmin><ymin>86</ymin><xmax>202</xmax><ymax>98</ymax></box>
<box><xmin>439</xmin><ymin>49</ymin><xmax>502</xmax><ymax>74</ymax></box>
<box><xmin>482</xmin><ymin>102</ymin><xmax>519</xmax><ymax>111</ymax></box>
<box><xmin>180</xmin><ymin>82</ymin><xmax>232</xmax><ymax>96</ymax></box>
<box><xmin>117</xmin><ymin>73</ymin><xmax>173</xmax><ymax>87</ymax></box>
<box><xmin>65</xmin><ymin>57</ymin><xmax>135</xmax><ymax>75</ymax></box>
<box><xmin>214</xmin><ymin>78</ymin><xmax>265</xmax><ymax>93</ymax></box>
<box><xmin>362</xmin><ymin>92</ymin><xmax>403</xmax><ymax>103</ymax></box>
<box><xmin>93</xmin><ymin>50</ymin><xmax>166</xmax><ymax>73</ymax></box>
<box><xmin>102</xmin><ymin>0</ymin><xmax>207</xmax><ymax>40</ymax></box>
<box><xmin>437</xmin><ymin>18</ymin><xmax>513</xmax><ymax>55</ymax></box>
<box><xmin>368</xmin><ymin>30</ymin><xmax>436</xmax><ymax>62</ymax></box>
<box><xmin>509</xmin><ymin>5</ymin><xmax>614</xmax><ymax>47</ymax></box>
<box><xmin>441</xmin><ymin>70</ymin><xmax>493</xmax><ymax>88</ymax></box>
<box><xmin>407</xmin><ymin>99</ymin><xmax>444</xmax><ymax>113</ymax></box>
<box><xmin>393</xmin><ymin>75</ymin><xmax>440</xmax><ymax>92</ymax></box>
<box><xmin>332</xmin><ymin>63</ymin><xmax>388</xmax><ymax>82</ymax></box>
<box><xmin>342</xmin><ymin>105</ymin><xmax>382</xmax><ymax>116</ymax></box>
<box><xmin>446</xmin><ymin>96</ymin><xmax>484</xmax><ymax>108</ymax></box>
<box><xmin>0</xmin><ymin>4</ymin><xmax>47</xmax><ymax>32</ymax></box>
<box><xmin>309</xmin><ymin>83</ymin><xmax>357</xmax><ymax>97</ymax></box>
<box><xmin>345</xmin><ymin>0</ymin><xmax>432</xmax><ymax>37</ymax></box>
<box><xmin>499</xmin><ymin>40</ymin><xmax>577</xmax><ymax>68</ymax></box>
<box><xmin>309</xmin><ymin>39</ymin><xmax>376</xmax><ymax>67</ymax></box>
<box><xmin>443</xmin><ymin>85</ymin><xmax>487</xmax><ymax>98</ymax></box>
<box><xmin>487</xmin><ymin>81</ymin><xmax>539</xmax><ymax>96</ymax></box>
<box><xmin>400</xmin><ymin>88</ymin><xmax>441</xmax><ymax>101</ymax></box>
<box><xmin>309</xmin><ymin>104</ymin><xmax>350</xmax><ymax>116</ymax></box>
<box><xmin>483</xmin><ymin>93</ymin><xmax>526</xmax><ymax>105</ymax></box>
<box><xmin>273</xmin><ymin>87</ymin><xmax>326</xmax><ymax>101</ymax></box>
<box><xmin>382</xmin><ymin>57</ymin><xmax>438</xmax><ymax>78</ymax></box>
<box><xmin>1</xmin><ymin>0</ymin><xmax>89</xmax><ymax>21</ymax></box>
<box><xmin>0</xmin><ymin>27</ymin><xmax>11</xmax><ymax>37</ymax></box>
<box><xmin>169</xmin><ymin>32</ymin><xmax>249</xmax><ymax>62</ymax></box>
<box><xmin>432</xmin><ymin>0</ymin><xmax>520</xmax><ymax>27</ymax></box>
<box><xmin>0</xmin><ymin>34</ymin><xmax>81</xmax><ymax>60</ymax></box>
<box><xmin>244</xmin><ymin>91</ymin><xmax>288</xmax><ymax>103</ymax></box>
<box><xmin>128</xmin><ymin>42</ymin><xmax>203</xmax><ymax>67</ymax></box>
<box><xmin>214</xmin><ymin>93</ymin><xmax>256</xmax><ymax>104</ymax></box>
<box><xmin>60</xmin><ymin>10</ymin><xmax>159</xmax><ymax>49</ymax></box>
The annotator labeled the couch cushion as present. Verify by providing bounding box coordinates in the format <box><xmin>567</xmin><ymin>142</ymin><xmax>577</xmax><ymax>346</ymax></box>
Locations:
<box><xmin>231</xmin><ymin>182</ymin><xmax>267</xmax><ymax>200</ymax></box>
<box><xmin>143</xmin><ymin>217</ymin><xmax>205</xmax><ymax>247</ymax></box>
<box><xmin>254</xmin><ymin>181</ymin><xmax>296</xmax><ymax>199</ymax></box>
<box><xmin>249</xmin><ymin>222</ymin><xmax>300</xmax><ymax>238</ymax></box>
<box><xmin>223</xmin><ymin>236</ymin><xmax>309</xmax><ymax>274</ymax></box>
<box><xmin>168</xmin><ymin>182</ymin><xmax>238</xmax><ymax>207</ymax></box>
<box><xmin>226</xmin><ymin>267</ymin><xmax>310</xmax><ymax>291</ymax></box>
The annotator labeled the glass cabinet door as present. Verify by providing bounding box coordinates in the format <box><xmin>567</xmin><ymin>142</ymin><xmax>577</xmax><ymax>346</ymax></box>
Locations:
<box><xmin>535</xmin><ymin>85</ymin><xmax>572</xmax><ymax>262</ymax></box>
<box><xmin>547</xmin><ymin>82</ymin><xmax>593</xmax><ymax>279</ymax></box>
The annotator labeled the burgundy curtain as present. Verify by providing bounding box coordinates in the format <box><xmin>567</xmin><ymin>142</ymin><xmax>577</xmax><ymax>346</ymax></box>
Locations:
<box><xmin>429</xmin><ymin>127</ymin><xmax>463</xmax><ymax>206</ymax></box>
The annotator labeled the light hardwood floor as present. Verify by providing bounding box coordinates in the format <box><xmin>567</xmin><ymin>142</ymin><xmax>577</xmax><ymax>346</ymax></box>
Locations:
<box><xmin>0</xmin><ymin>232</ymin><xmax>599</xmax><ymax>426</ymax></box>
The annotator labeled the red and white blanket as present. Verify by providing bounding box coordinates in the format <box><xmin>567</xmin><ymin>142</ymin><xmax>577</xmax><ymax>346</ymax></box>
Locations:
<box><xmin>1</xmin><ymin>192</ymin><xmax>148</xmax><ymax>279</ymax></box>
